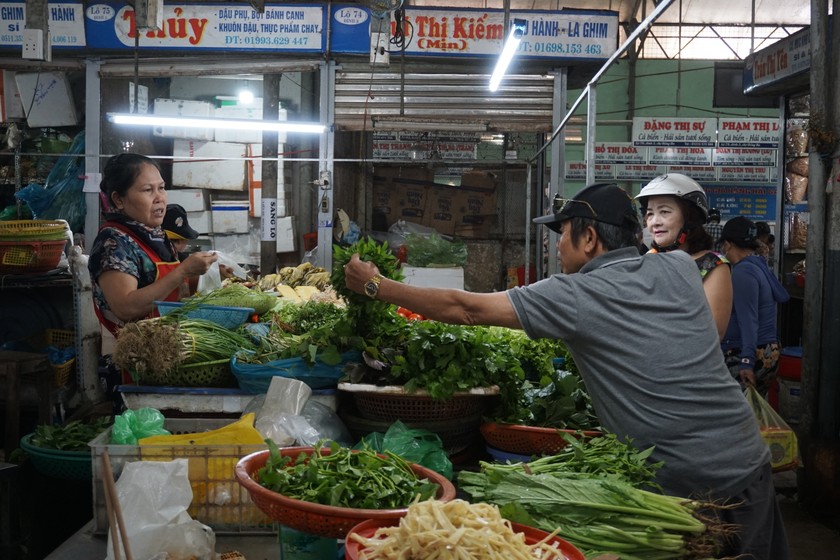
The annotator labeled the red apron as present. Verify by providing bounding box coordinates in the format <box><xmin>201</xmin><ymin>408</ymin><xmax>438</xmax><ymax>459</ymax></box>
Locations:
<box><xmin>94</xmin><ymin>221</ymin><xmax>184</xmax><ymax>338</ymax></box>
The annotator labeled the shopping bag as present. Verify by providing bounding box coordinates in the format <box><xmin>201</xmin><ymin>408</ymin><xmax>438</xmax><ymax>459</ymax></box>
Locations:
<box><xmin>745</xmin><ymin>385</ymin><xmax>800</xmax><ymax>472</ymax></box>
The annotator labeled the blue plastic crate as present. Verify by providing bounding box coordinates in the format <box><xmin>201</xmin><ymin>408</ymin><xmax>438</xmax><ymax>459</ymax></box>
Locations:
<box><xmin>155</xmin><ymin>301</ymin><xmax>254</xmax><ymax>330</ymax></box>
<box><xmin>231</xmin><ymin>351</ymin><xmax>362</xmax><ymax>393</ymax></box>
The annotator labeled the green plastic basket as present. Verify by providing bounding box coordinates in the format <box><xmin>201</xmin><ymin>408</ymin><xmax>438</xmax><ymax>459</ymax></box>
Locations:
<box><xmin>19</xmin><ymin>433</ymin><xmax>93</xmax><ymax>480</ymax></box>
<box><xmin>137</xmin><ymin>358</ymin><xmax>236</xmax><ymax>387</ymax></box>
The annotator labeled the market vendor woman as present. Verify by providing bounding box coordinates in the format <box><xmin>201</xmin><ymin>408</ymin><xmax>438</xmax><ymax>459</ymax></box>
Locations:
<box><xmin>88</xmin><ymin>153</ymin><xmax>218</xmax><ymax>342</ymax></box>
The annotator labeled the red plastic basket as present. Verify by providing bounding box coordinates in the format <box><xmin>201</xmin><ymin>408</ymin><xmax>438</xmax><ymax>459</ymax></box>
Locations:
<box><xmin>480</xmin><ymin>422</ymin><xmax>603</xmax><ymax>456</ymax></box>
<box><xmin>344</xmin><ymin>518</ymin><xmax>585</xmax><ymax>560</ymax></box>
<box><xmin>234</xmin><ymin>447</ymin><xmax>456</xmax><ymax>539</ymax></box>
<box><xmin>0</xmin><ymin>239</ymin><xmax>66</xmax><ymax>274</ymax></box>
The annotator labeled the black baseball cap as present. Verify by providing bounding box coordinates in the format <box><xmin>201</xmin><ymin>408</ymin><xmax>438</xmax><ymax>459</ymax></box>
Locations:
<box><xmin>163</xmin><ymin>203</ymin><xmax>199</xmax><ymax>240</ymax></box>
<box><xmin>533</xmin><ymin>183</ymin><xmax>640</xmax><ymax>233</ymax></box>
<box><xmin>721</xmin><ymin>216</ymin><xmax>759</xmax><ymax>248</ymax></box>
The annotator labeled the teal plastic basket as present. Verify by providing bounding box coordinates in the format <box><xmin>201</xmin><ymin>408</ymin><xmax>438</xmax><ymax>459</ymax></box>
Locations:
<box><xmin>155</xmin><ymin>301</ymin><xmax>254</xmax><ymax>329</ymax></box>
<box><xmin>19</xmin><ymin>433</ymin><xmax>93</xmax><ymax>480</ymax></box>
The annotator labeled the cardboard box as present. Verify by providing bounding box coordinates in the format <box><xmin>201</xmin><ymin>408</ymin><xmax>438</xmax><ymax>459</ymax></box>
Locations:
<box><xmin>211</xmin><ymin>200</ymin><xmax>250</xmax><ymax>233</ymax></box>
<box><xmin>372</xmin><ymin>182</ymin><xmax>429</xmax><ymax>227</ymax></box>
<box><xmin>373</xmin><ymin>166</ymin><xmax>434</xmax><ymax>186</ymax></box>
<box><xmin>153</xmin><ymin>98</ymin><xmax>215</xmax><ymax>141</ymax></box>
<box><xmin>426</xmin><ymin>185</ymin><xmax>458</xmax><ymax>235</ymax></box>
<box><xmin>401</xmin><ymin>265</ymin><xmax>464</xmax><ymax>289</ymax></box>
<box><xmin>454</xmin><ymin>214</ymin><xmax>498</xmax><ymax>238</ymax></box>
<box><xmin>460</xmin><ymin>169</ymin><xmax>497</xmax><ymax>191</ymax></box>
<box><xmin>166</xmin><ymin>188</ymin><xmax>208</xmax><ymax>212</ymax></box>
<box><xmin>186</xmin><ymin>210</ymin><xmax>211</xmax><ymax>235</ymax></box>
<box><xmin>173</xmin><ymin>140</ymin><xmax>248</xmax><ymax>191</ymax></box>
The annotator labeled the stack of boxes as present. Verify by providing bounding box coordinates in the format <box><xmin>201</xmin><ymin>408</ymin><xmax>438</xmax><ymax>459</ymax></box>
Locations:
<box><xmin>157</xmin><ymin>97</ymin><xmax>296</xmax><ymax>263</ymax></box>
<box><xmin>372</xmin><ymin>167</ymin><xmax>499</xmax><ymax>238</ymax></box>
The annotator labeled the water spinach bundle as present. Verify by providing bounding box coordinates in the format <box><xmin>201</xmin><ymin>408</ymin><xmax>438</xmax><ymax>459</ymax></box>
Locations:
<box><xmin>459</xmin><ymin>468</ymin><xmax>725</xmax><ymax>559</ymax></box>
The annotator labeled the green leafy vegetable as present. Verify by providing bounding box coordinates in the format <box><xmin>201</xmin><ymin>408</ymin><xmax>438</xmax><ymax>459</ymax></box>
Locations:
<box><xmin>257</xmin><ymin>440</ymin><xmax>438</xmax><ymax>509</ymax></box>
<box><xmin>31</xmin><ymin>417</ymin><xmax>112</xmax><ymax>452</ymax></box>
<box><xmin>458</xmin><ymin>469</ymin><xmax>721</xmax><ymax>559</ymax></box>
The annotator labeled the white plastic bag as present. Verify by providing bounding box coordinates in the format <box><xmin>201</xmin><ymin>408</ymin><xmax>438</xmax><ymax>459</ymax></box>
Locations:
<box><xmin>254</xmin><ymin>377</ymin><xmax>312</xmax><ymax>446</ymax></box>
<box><xmin>196</xmin><ymin>251</ymin><xmax>248</xmax><ymax>293</ymax></box>
<box><xmin>105</xmin><ymin>459</ymin><xmax>215</xmax><ymax>560</ymax></box>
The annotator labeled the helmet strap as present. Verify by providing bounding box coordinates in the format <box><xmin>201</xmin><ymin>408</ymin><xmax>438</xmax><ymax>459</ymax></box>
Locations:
<box><xmin>651</xmin><ymin>229</ymin><xmax>687</xmax><ymax>253</ymax></box>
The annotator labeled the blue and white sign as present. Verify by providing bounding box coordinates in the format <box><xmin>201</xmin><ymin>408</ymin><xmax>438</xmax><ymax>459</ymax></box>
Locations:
<box><xmin>0</xmin><ymin>1</ymin><xmax>86</xmax><ymax>48</ymax></box>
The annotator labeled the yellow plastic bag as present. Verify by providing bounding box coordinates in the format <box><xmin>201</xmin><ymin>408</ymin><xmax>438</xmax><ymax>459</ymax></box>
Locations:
<box><xmin>745</xmin><ymin>386</ymin><xmax>800</xmax><ymax>472</ymax></box>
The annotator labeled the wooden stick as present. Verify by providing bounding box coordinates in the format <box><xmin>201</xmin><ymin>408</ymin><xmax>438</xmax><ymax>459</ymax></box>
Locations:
<box><xmin>101</xmin><ymin>451</ymin><xmax>134</xmax><ymax>560</ymax></box>
<box><xmin>101</xmin><ymin>452</ymin><xmax>122</xmax><ymax>560</ymax></box>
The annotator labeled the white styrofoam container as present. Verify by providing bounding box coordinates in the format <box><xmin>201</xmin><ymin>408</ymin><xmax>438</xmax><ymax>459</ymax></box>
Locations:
<box><xmin>152</xmin><ymin>98</ymin><xmax>214</xmax><ymax>141</ymax></box>
<box><xmin>211</xmin><ymin>200</ymin><xmax>250</xmax><ymax>234</ymax></box>
<box><xmin>401</xmin><ymin>265</ymin><xmax>465</xmax><ymax>289</ymax></box>
<box><xmin>248</xmin><ymin>143</ymin><xmax>285</xmax><ymax>184</ymax></box>
<box><xmin>276</xmin><ymin>215</ymin><xmax>297</xmax><ymax>253</ymax></box>
<box><xmin>186</xmin><ymin>210</ymin><xmax>211</xmax><ymax>235</ymax></box>
<box><xmin>166</xmin><ymin>188</ymin><xmax>208</xmax><ymax>212</ymax></box>
<box><xmin>14</xmin><ymin>71</ymin><xmax>79</xmax><ymax>128</ymax></box>
<box><xmin>172</xmin><ymin>140</ymin><xmax>248</xmax><ymax>191</ymax></box>
<box><xmin>251</xmin><ymin>190</ymin><xmax>290</xmax><ymax>219</ymax></box>
<box><xmin>214</xmin><ymin>106</ymin><xmax>289</xmax><ymax>144</ymax></box>
<box><xmin>1</xmin><ymin>70</ymin><xmax>25</xmax><ymax>121</ymax></box>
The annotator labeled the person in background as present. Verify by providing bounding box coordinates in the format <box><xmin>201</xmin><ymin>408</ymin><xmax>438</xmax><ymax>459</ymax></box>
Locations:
<box><xmin>88</xmin><ymin>153</ymin><xmax>218</xmax><ymax>345</ymax></box>
<box><xmin>754</xmin><ymin>221</ymin><xmax>776</xmax><ymax>267</ymax></box>
<box><xmin>704</xmin><ymin>207</ymin><xmax>724</xmax><ymax>251</ymax></box>
<box><xmin>635</xmin><ymin>174</ymin><xmax>732</xmax><ymax>340</ymax></box>
<box><xmin>344</xmin><ymin>183</ymin><xmax>788</xmax><ymax>559</ymax></box>
<box><xmin>720</xmin><ymin>216</ymin><xmax>790</xmax><ymax>396</ymax></box>
<box><xmin>162</xmin><ymin>203</ymin><xmax>199</xmax><ymax>260</ymax></box>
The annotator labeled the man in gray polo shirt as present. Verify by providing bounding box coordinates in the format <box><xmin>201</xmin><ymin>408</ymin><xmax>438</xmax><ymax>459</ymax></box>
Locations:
<box><xmin>344</xmin><ymin>183</ymin><xmax>788</xmax><ymax>559</ymax></box>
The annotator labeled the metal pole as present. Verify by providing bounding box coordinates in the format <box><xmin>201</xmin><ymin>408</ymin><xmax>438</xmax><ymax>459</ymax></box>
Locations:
<box><xmin>317</xmin><ymin>61</ymin><xmax>337</xmax><ymax>271</ymax></box>
<box><xmin>546</xmin><ymin>68</ymin><xmax>567</xmax><ymax>277</ymax></box>
<box><xmin>586</xmin><ymin>87</ymin><xmax>597</xmax><ymax>186</ymax></box>
<box><xmin>259</xmin><ymin>74</ymin><xmax>280</xmax><ymax>275</ymax></box>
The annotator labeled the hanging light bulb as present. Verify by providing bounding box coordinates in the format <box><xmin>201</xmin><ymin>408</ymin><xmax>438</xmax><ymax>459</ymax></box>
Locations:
<box><xmin>409</xmin><ymin>132</ymin><xmax>428</xmax><ymax>160</ymax></box>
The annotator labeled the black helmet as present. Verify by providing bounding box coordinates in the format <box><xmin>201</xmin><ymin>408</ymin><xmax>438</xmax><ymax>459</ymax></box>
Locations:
<box><xmin>708</xmin><ymin>208</ymin><xmax>721</xmax><ymax>222</ymax></box>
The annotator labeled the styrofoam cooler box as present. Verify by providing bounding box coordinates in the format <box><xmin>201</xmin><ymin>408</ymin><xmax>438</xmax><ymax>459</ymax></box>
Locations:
<box><xmin>401</xmin><ymin>265</ymin><xmax>464</xmax><ymax>289</ymax></box>
<box><xmin>166</xmin><ymin>188</ymin><xmax>208</xmax><ymax>212</ymax></box>
<box><xmin>778</xmin><ymin>378</ymin><xmax>801</xmax><ymax>424</ymax></box>
<box><xmin>215</xmin><ymin>106</ymin><xmax>288</xmax><ymax>144</ymax></box>
<box><xmin>276</xmin><ymin>215</ymin><xmax>297</xmax><ymax>253</ymax></box>
<box><xmin>211</xmin><ymin>200</ymin><xmax>250</xmax><ymax>234</ymax></box>
<box><xmin>172</xmin><ymin>140</ymin><xmax>248</xmax><ymax>191</ymax></box>
<box><xmin>186</xmin><ymin>210</ymin><xmax>211</xmax><ymax>235</ymax></box>
<box><xmin>152</xmin><ymin>98</ymin><xmax>215</xmax><ymax>141</ymax></box>
<box><xmin>248</xmin><ymin>143</ymin><xmax>284</xmax><ymax>184</ymax></box>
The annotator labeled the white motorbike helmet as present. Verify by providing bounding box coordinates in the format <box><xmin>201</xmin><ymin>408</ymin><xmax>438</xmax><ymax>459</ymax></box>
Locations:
<box><xmin>636</xmin><ymin>174</ymin><xmax>710</xmax><ymax>252</ymax></box>
<box><xmin>635</xmin><ymin>173</ymin><xmax>710</xmax><ymax>221</ymax></box>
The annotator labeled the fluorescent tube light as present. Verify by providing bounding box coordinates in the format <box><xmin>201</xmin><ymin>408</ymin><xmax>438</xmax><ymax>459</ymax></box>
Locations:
<box><xmin>489</xmin><ymin>19</ymin><xmax>527</xmax><ymax>92</ymax></box>
<box><xmin>106</xmin><ymin>113</ymin><xmax>326</xmax><ymax>134</ymax></box>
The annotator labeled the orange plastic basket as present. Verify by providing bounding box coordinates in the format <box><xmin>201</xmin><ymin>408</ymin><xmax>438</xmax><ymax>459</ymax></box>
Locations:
<box><xmin>338</xmin><ymin>383</ymin><xmax>499</xmax><ymax>423</ymax></box>
<box><xmin>480</xmin><ymin>422</ymin><xmax>603</xmax><ymax>456</ymax></box>
<box><xmin>234</xmin><ymin>447</ymin><xmax>457</xmax><ymax>539</ymax></box>
<box><xmin>0</xmin><ymin>239</ymin><xmax>66</xmax><ymax>274</ymax></box>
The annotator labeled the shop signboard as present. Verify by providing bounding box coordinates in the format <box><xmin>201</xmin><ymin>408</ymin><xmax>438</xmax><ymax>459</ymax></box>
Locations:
<box><xmin>704</xmin><ymin>185</ymin><xmax>776</xmax><ymax>221</ymax></box>
<box><xmin>565</xmin><ymin>162</ymin><xmax>614</xmax><ymax>181</ymax></box>
<box><xmin>0</xmin><ymin>1</ymin><xmax>86</xmax><ymax>48</ymax></box>
<box><xmin>594</xmin><ymin>143</ymin><xmax>647</xmax><ymax>164</ymax></box>
<box><xmin>331</xmin><ymin>6</ymin><xmax>619</xmax><ymax>61</ymax></box>
<box><xmin>666</xmin><ymin>165</ymin><xmax>717</xmax><ymax>182</ymax></box>
<box><xmin>717</xmin><ymin>166</ymin><xmax>770</xmax><ymax>183</ymax></box>
<box><xmin>631</xmin><ymin>117</ymin><xmax>717</xmax><ymax>147</ymax></box>
<box><xmin>615</xmin><ymin>164</ymin><xmax>666</xmax><ymax>182</ymax></box>
<box><xmin>83</xmin><ymin>2</ymin><xmax>324</xmax><ymax>51</ymax></box>
<box><xmin>372</xmin><ymin>132</ymin><xmax>478</xmax><ymax>160</ymax></box>
<box><xmin>717</xmin><ymin>118</ymin><xmax>781</xmax><ymax>148</ymax></box>
<box><xmin>648</xmin><ymin>147</ymin><xmax>713</xmax><ymax>166</ymax></box>
<box><xmin>743</xmin><ymin>26</ymin><xmax>810</xmax><ymax>94</ymax></box>
<box><xmin>713</xmin><ymin>147</ymin><xmax>777</xmax><ymax>167</ymax></box>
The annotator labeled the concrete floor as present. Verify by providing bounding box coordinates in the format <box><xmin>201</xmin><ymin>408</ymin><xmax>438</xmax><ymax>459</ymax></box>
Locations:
<box><xmin>776</xmin><ymin>471</ymin><xmax>840</xmax><ymax>559</ymax></box>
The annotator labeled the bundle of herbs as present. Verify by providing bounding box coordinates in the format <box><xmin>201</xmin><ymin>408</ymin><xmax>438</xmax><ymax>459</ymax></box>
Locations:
<box><xmin>257</xmin><ymin>439</ymin><xmax>438</xmax><ymax>509</ymax></box>
<box><xmin>113</xmin><ymin>317</ymin><xmax>256</xmax><ymax>378</ymax></box>
<box><xmin>30</xmin><ymin>417</ymin><xmax>112</xmax><ymax>452</ymax></box>
<box><xmin>459</xmin><ymin>467</ymin><xmax>727</xmax><ymax>559</ymax></box>
<box><xmin>237</xmin><ymin>300</ymin><xmax>363</xmax><ymax>367</ymax></box>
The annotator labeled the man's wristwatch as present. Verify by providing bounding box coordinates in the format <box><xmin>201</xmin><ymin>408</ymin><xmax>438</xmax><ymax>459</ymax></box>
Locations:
<box><xmin>364</xmin><ymin>274</ymin><xmax>383</xmax><ymax>299</ymax></box>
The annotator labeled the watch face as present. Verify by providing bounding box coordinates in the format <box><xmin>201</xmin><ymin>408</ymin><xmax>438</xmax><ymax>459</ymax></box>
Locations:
<box><xmin>365</xmin><ymin>280</ymin><xmax>377</xmax><ymax>297</ymax></box>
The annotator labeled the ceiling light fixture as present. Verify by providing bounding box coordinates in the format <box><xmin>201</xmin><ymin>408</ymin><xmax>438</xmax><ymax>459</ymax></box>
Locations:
<box><xmin>106</xmin><ymin>113</ymin><xmax>326</xmax><ymax>134</ymax></box>
<box><xmin>489</xmin><ymin>18</ymin><xmax>527</xmax><ymax>92</ymax></box>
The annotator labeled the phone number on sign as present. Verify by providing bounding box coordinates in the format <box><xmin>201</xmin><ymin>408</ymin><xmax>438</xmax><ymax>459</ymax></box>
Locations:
<box><xmin>527</xmin><ymin>42</ymin><xmax>602</xmax><ymax>55</ymax></box>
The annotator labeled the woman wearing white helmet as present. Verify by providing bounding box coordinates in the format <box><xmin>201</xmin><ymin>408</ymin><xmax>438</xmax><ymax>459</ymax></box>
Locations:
<box><xmin>636</xmin><ymin>173</ymin><xmax>732</xmax><ymax>339</ymax></box>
